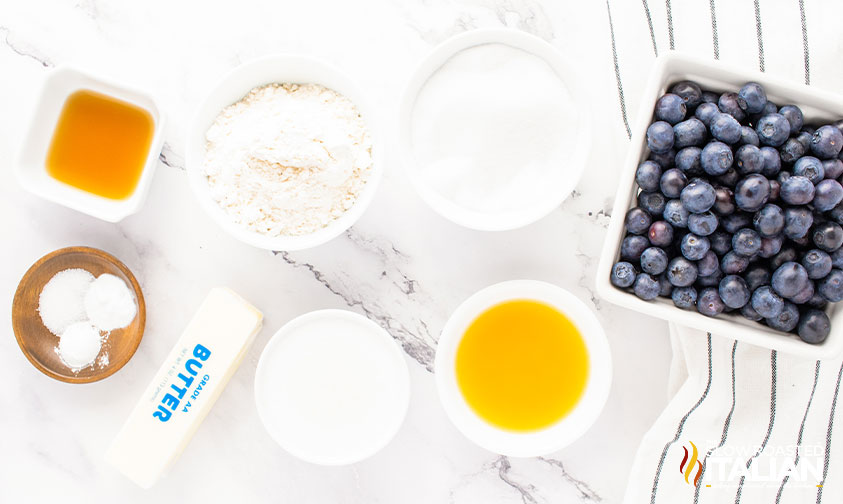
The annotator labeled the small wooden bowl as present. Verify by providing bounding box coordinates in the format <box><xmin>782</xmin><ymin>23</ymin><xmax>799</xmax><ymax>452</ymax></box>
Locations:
<box><xmin>12</xmin><ymin>246</ymin><xmax>146</xmax><ymax>383</ymax></box>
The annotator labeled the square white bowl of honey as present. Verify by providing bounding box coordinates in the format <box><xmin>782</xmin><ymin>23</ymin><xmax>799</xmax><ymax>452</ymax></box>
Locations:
<box><xmin>16</xmin><ymin>66</ymin><xmax>165</xmax><ymax>222</ymax></box>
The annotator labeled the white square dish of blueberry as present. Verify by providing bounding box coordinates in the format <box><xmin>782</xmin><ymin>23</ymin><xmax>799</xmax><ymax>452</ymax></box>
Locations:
<box><xmin>610</xmin><ymin>80</ymin><xmax>843</xmax><ymax>345</ymax></box>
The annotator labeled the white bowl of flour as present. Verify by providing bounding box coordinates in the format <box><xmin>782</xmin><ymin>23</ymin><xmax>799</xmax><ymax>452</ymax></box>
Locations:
<box><xmin>186</xmin><ymin>55</ymin><xmax>383</xmax><ymax>251</ymax></box>
<box><xmin>399</xmin><ymin>29</ymin><xmax>591</xmax><ymax>231</ymax></box>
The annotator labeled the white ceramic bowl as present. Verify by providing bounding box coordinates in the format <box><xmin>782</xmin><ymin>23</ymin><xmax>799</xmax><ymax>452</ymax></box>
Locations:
<box><xmin>596</xmin><ymin>52</ymin><xmax>843</xmax><ymax>360</ymax></box>
<box><xmin>435</xmin><ymin>280</ymin><xmax>611</xmax><ymax>457</ymax></box>
<box><xmin>254</xmin><ymin>310</ymin><xmax>410</xmax><ymax>465</ymax></box>
<box><xmin>16</xmin><ymin>65</ymin><xmax>165</xmax><ymax>222</ymax></box>
<box><xmin>398</xmin><ymin>29</ymin><xmax>591</xmax><ymax>231</ymax></box>
<box><xmin>185</xmin><ymin>56</ymin><xmax>383</xmax><ymax>251</ymax></box>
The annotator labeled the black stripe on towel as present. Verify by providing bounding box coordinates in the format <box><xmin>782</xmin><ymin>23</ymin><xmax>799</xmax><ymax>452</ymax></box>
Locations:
<box><xmin>642</xmin><ymin>0</ymin><xmax>658</xmax><ymax>56</ymax></box>
<box><xmin>734</xmin><ymin>351</ymin><xmax>777</xmax><ymax>503</ymax></box>
<box><xmin>649</xmin><ymin>334</ymin><xmax>713</xmax><ymax>504</ymax></box>
<box><xmin>798</xmin><ymin>0</ymin><xmax>810</xmax><ymax>84</ymax></box>
<box><xmin>665</xmin><ymin>0</ymin><xmax>675</xmax><ymax>49</ymax></box>
<box><xmin>775</xmin><ymin>361</ymin><xmax>821</xmax><ymax>504</ymax></box>
<box><xmin>693</xmin><ymin>340</ymin><xmax>739</xmax><ymax>504</ymax></box>
<box><xmin>753</xmin><ymin>0</ymin><xmax>765</xmax><ymax>71</ymax></box>
<box><xmin>709</xmin><ymin>0</ymin><xmax>720</xmax><ymax>59</ymax></box>
<box><xmin>816</xmin><ymin>361</ymin><xmax>843</xmax><ymax>503</ymax></box>
<box><xmin>606</xmin><ymin>0</ymin><xmax>631</xmax><ymax>139</ymax></box>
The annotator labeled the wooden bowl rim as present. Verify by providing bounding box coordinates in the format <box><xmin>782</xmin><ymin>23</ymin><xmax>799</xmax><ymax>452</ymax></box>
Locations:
<box><xmin>12</xmin><ymin>246</ymin><xmax>146</xmax><ymax>384</ymax></box>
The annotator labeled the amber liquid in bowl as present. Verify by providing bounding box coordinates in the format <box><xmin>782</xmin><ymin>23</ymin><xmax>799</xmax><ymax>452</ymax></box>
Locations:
<box><xmin>46</xmin><ymin>90</ymin><xmax>154</xmax><ymax>200</ymax></box>
<box><xmin>455</xmin><ymin>300</ymin><xmax>589</xmax><ymax>432</ymax></box>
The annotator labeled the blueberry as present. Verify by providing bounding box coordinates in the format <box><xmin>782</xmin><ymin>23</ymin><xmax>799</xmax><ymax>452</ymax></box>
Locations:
<box><xmin>625</xmin><ymin>207</ymin><xmax>652</xmax><ymax>234</ymax></box>
<box><xmin>753</xmin><ymin>204</ymin><xmax>785</xmax><ymax>237</ymax></box>
<box><xmin>621</xmin><ymin>235</ymin><xmax>650</xmax><ymax>261</ymax></box>
<box><xmin>660</xmin><ymin>168</ymin><xmax>688</xmax><ymax>198</ymax></box>
<box><xmin>648</xmin><ymin>220</ymin><xmax>674</xmax><ymax>247</ymax></box>
<box><xmin>681</xmin><ymin>233</ymin><xmax>710</xmax><ymax>260</ymax></box>
<box><xmin>741</xmin><ymin>303</ymin><xmax>763</xmax><ymax>321</ymax></box>
<box><xmin>640</xmin><ymin>247</ymin><xmax>669</xmax><ymax>275</ymax></box>
<box><xmin>698</xmin><ymin>250</ymin><xmax>720</xmax><ymax>276</ymax></box>
<box><xmin>769</xmin><ymin>180</ymin><xmax>781</xmax><ymax>202</ymax></box>
<box><xmin>663</xmin><ymin>199</ymin><xmax>690</xmax><ymax>228</ymax></box>
<box><xmin>732</xmin><ymin>228</ymin><xmax>762</xmax><ymax>256</ymax></box>
<box><xmin>671</xmin><ymin>81</ymin><xmax>703</xmax><ymax>109</ymax></box>
<box><xmin>780</xmin><ymin>137</ymin><xmax>809</xmax><ymax>164</ymax></box>
<box><xmin>780</xmin><ymin>176</ymin><xmax>815</xmax><ymax>205</ymax></box>
<box><xmin>697</xmin><ymin>287</ymin><xmax>726</xmax><ymax>317</ymax></box>
<box><xmin>722</xmin><ymin>212</ymin><xmax>753</xmax><ymax>234</ymax></box>
<box><xmin>813</xmin><ymin>221</ymin><xmax>843</xmax><ymax>252</ymax></box>
<box><xmin>672</xmin><ymin>286</ymin><xmax>698</xmax><ymax>309</ymax></box>
<box><xmin>636</xmin><ymin>161</ymin><xmax>663</xmax><ymax>191</ymax></box>
<box><xmin>634</xmin><ymin>273</ymin><xmax>661</xmax><ymax>300</ymax></box>
<box><xmin>688</xmin><ymin>211</ymin><xmax>719</xmax><ymax>236</ymax></box>
<box><xmin>818</xmin><ymin>269</ymin><xmax>843</xmax><ymax>302</ymax></box>
<box><xmin>744</xmin><ymin>265</ymin><xmax>771</xmax><ymax>291</ymax></box>
<box><xmin>721</xmin><ymin>251</ymin><xmax>750</xmax><ymax>275</ymax></box>
<box><xmin>647</xmin><ymin>121</ymin><xmax>675</xmax><ymax>154</ymax></box>
<box><xmin>611</xmin><ymin>261</ymin><xmax>637</xmax><ymax>288</ymax></box>
<box><xmin>784</xmin><ymin>207</ymin><xmax>814</xmax><ymax>239</ymax></box>
<box><xmin>751</xmin><ymin>285</ymin><xmax>784</xmax><ymax>318</ymax></box>
<box><xmin>790</xmin><ymin>280</ymin><xmax>816</xmax><ymax>304</ymax></box>
<box><xmin>756</xmin><ymin>114</ymin><xmax>791</xmax><ymax>147</ymax></box>
<box><xmin>793</xmin><ymin>156</ymin><xmax>825</xmax><ymax>184</ymax></box>
<box><xmin>719</xmin><ymin>275</ymin><xmax>751</xmax><ymax>309</ymax></box>
<box><xmin>680</xmin><ymin>179</ymin><xmax>717</xmax><ymax>213</ymax></box>
<box><xmin>658</xmin><ymin>273</ymin><xmax>673</xmax><ymax>297</ymax></box>
<box><xmin>710</xmin><ymin>113</ymin><xmax>742</xmax><ymax>144</ymax></box>
<box><xmin>718</xmin><ymin>92</ymin><xmax>747</xmax><ymax>122</ymax></box>
<box><xmin>710</xmin><ymin>231</ymin><xmax>733</xmax><ymax>256</ymax></box>
<box><xmin>779</xmin><ymin>105</ymin><xmax>804</xmax><ymax>134</ymax></box>
<box><xmin>832</xmin><ymin>248</ymin><xmax>843</xmax><ymax>269</ymax></box>
<box><xmin>676</xmin><ymin>147</ymin><xmax>703</xmax><ymax>176</ymax></box>
<box><xmin>759</xmin><ymin>146</ymin><xmax>781</xmax><ymax>177</ymax></box>
<box><xmin>740</xmin><ymin>126</ymin><xmax>760</xmax><ymax>146</ymax></box>
<box><xmin>766</xmin><ymin>301</ymin><xmax>800</xmax><ymax>332</ymax></box>
<box><xmin>648</xmin><ymin>148</ymin><xmax>676</xmax><ymax>169</ymax></box>
<box><xmin>638</xmin><ymin>191</ymin><xmax>667</xmax><ymax>216</ymax></box>
<box><xmin>674</xmin><ymin>118</ymin><xmax>707</xmax><ymax>149</ymax></box>
<box><xmin>695</xmin><ymin>102</ymin><xmax>720</xmax><ymax>126</ymax></box>
<box><xmin>738</xmin><ymin>82</ymin><xmax>767</xmax><ymax>114</ymax></box>
<box><xmin>759</xmin><ymin>234</ymin><xmax>784</xmax><ymax>258</ymax></box>
<box><xmin>697</xmin><ymin>271</ymin><xmax>724</xmax><ymax>287</ymax></box>
<box><xmin>667</xmin><ymin>257</ymin><xmax>698</xmax><ymax>287</ymax></box>
<box><xmin>829</xmin><ymin>202</ymin><xmax>843</xmax><ymax>226</ymax></box>
<box><xmin>813</xmin><ymin>179</ymin><xmax>843</xmax><ymax>211</ymax></box>
<box><xmin>807</xmin><ymin>291</ymin><xmax>828</xmax><ymax>309</ymax></box>
<box><xmin>655</xmin><ymin>93</ymin><xmax>687</xmax><ymax>124</ymax></box>
<box><xmin>735</xmin><ymin>174</ymin><xmax>771</xmax><ymax>211</ymax></box>
<box><xmin>715</xmin><ymin>168</ymin><xmax>740</xmax><ymax>188</ymax></box>
<box><xmin>811</xmin><ymin>125</ymin><xmax>843</xmax><ymax>159</ymax></box>
<box><xmin>712</xmin><ymin>186</ymin><xmax>735</xmax><ymax>216</ymax></box>
<box><xmin>823</xmin><ymin>159</ymin><xmax>843</xmax><ymax>179</ymax></box>
<box><xmin>771</xmin><ymin>247</ymin><xmax>798</xmax><ymax>270</ymax></box>
<box><xmin>798</xmin><ymin>309</ymin><xmax>830</xmax><ymax>344</ymax></box>
<box><xmin>702</xmin><ymin>91</ymin><xmax>719</xmax><ymax>104</ymax></box>
<box><xmin>735</xmin><ymin>144</ymin><xmax>763</xmax><ymax>175</ymax></box>
<box><xmin>701</xmin><ymin>141</ymin><xmax>734</xmax><ymax>176</ymax></box>
<box><xmin>771</xmin><ymin>262</ymin><xmax>810</xmax><ymax>298</ymax></box>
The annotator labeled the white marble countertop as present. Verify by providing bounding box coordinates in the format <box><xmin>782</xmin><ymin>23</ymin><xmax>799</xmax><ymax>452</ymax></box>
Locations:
<box><xmin>0</xmin><ymin>1</ymin><xmax>674</xmax><ymax>502</ymax></box>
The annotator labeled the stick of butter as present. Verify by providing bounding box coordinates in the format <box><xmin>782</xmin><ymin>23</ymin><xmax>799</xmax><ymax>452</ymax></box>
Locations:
<box><xmin>105</xmin><ymin>287</ymin><xmax>263</xmax><ymax>488</ymax></box>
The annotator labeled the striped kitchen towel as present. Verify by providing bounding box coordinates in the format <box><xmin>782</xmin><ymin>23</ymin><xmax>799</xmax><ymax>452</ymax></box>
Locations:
<box><xmin>602</xmin><ymin>1</ymin><xmax>843</xmax><ymax>502</ymax></box>
<box><xmin>622</xmin><ymin>326</ymin><xmax>843</xmax><ymax>503</ymax></box>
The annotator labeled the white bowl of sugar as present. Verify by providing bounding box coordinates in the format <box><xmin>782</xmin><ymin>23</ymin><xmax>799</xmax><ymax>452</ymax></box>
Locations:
<box><xmin>399</xmin><ymin>29</ymin><xmax>591</xmax><ymax>231</ymax></box>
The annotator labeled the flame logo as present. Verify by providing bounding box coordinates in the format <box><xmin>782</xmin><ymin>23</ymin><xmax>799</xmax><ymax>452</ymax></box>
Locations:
<box><xmin>679</xmin><ymin>441</ymin><xmax>703</xmax><ymax>486</ymax></box>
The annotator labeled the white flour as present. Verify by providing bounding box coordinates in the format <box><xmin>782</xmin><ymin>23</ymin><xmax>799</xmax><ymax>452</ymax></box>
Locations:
<box><xmin>203</xmin><ymin>83</ymin><xmax>373</xmax><ymax>237</ymax></box>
